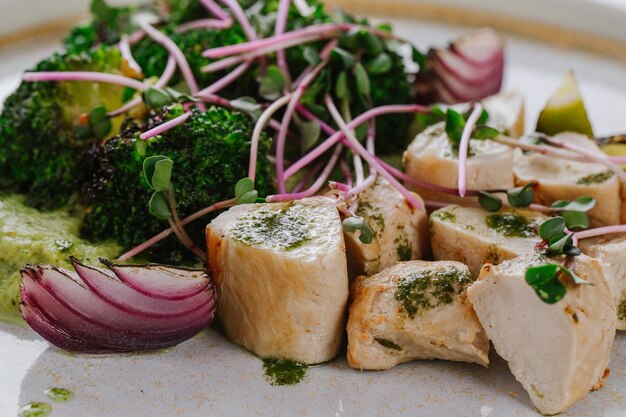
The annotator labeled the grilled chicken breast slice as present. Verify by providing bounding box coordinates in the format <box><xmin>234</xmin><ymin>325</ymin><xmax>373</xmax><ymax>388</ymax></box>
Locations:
<box><xmin>344</xmin><ymin>177</ymin><xmax>429</xmax><ymax>278</ymax></box>
<box><xmin>206</xmin><ymin>197</ymin><xmax>348</xmax><ymax>364</ymax></box>
<box><xmin>347</xmin><ymin>260</ymin><xmax>489</xmax><ymax>370</ymax></box>
<box><xmin>430</xmin><ymin>205</ymin><xmax>545</xmax><ymax>276</ymax></box>
<box><xmin>468</xmin><ymin>254</ymin><xmax>616</xmax><ymax>415</ymax></box>
<box><xmin>513</xmin><ymin>132</ymin><xmax>621</xmax><ymax>227</ymax></box>
<box><xmin>579</xmin><ymin>234</ymin><xmax>626</xmax><ymax>330</ymax></box>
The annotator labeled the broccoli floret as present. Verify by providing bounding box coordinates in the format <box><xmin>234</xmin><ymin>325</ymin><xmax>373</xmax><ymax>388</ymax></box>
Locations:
<box><xmin>0</xmin><ymin>46</ymin><xmax>133</xmax><ymax>209</ymax></box>
<box><xmin>80</xmin><ymin>105</ymin><xmax>273</xmax><ymax>263</ymax></box>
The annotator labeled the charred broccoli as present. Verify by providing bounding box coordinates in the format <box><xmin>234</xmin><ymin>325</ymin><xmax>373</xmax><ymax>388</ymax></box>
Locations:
<box><xmin>0</xmin><ymin>46</ymin><xmax>132</xmax><ymax>209</ymax></box>
<box><xmin>80</xmin><ymin>105</ymin><xmax>273</xmax><ymax>263</ymax></box>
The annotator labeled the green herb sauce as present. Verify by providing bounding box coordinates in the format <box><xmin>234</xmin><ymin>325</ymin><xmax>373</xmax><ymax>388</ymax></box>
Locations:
<box><xmin>395</xmin><ymin>266</ymin><xmax>472</xmax><ymax>318</ymax></box>
<box><xmin>618</xmin><ymin>299</ymin><xmax>626</xmax><ymax>322</ymax></box>
<box><xmin>432</xmin><ymin>211</ymin><xmax>456</xmax><ymax>223</ymax></box>
<box><xmin>18</xmin><ymin>402</ymin><xmax>51</xmax><ymax>417</ymax></box>
<box><xmin>485</xmin><ymin>213</ymin><xmax>536</xmax><ymax>238</ymax></box>
<box><xmin>231</xmin><ymin>204</ymin><xmax>312</xmax><ymax>250</ymax></box>
<box><xmin>374</xmin><ymin>338</ymin><xmax>402</xmax><ymax>351</ymax></box>
<box><xmin>576</xmin><ymin>171</ymin><xmax>614</xmax><ymax>185</ymax></box>
<box><xmin>356</xmin><ymin>201</ymin><xmax>385</xmax><ymax>236</ymax></box>
<box><xmin>44</xmin><ymin>387</ymin><xmax>73</xmax><ymax>402</ymax></box>
<box><xmin>262</xmin><ymin>358</ymin><xmax>308</xmax><ymax>386</ymax></box>
<box><xmin>395</xmin><ymin>237</ymin><xmax>412</xmax><ymax>262</ymax></box>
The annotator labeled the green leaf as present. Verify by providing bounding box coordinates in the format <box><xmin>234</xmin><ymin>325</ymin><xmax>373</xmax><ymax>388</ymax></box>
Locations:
<box><xmin>142</xmin><ymin>86</ymin><xmax>175</xmax><ymax>109</ymax></box>
<box><xmin>234</xmin><ymin>178</ymin><xmax>254</xmax><ymax>198</ymax></box>
<box><xmin>472</xmin><ymin>125</ymin><xmax>501</xmax><ymax>140</ymax></box>
<box><xmin>355</xmin><ymin>122</ymin><xmax>368</xmax><ymax>141</ymax></box>
<box><xmin>563</xmin><ymin>244</ymin><xmax>582</xmax><ymax>256</ymax></box>
<box><xmin>558</xmin><ymin>265</ymin><xmax>592</xmax><ymax>285</ymax></box>
<box><xmin>90</xmin><ymin>0</ymin><xmax>117</xmax><ymax>23</ymax></box>
<box><xmin>548</xmin><ymin>232</ymin><xmax>574</xmax><ymax>254</ymax></box>
<box><xmin>476</xmin><ymin>109</ymin><xmax>490</xmax><ymax>124</ymax></box>
<box><xmin>143</xmin><ymin>155</ymin><xmax>171</xmax><ymax>190</ymax></box>
<box><xmin>376</xmin><ymin>23</ymin><xmax>393</xmax><ymax>33</ymax></box>
<box><xmin>302</xmin><ymin>46</ymin><xmax>320</xmax><ymax>66</ymax></box>
<box><xmin>412</xmin><ymin>46</ymin><xmax>427</xmax><ymax>70</ymax></box>
<box><xmin>148</xmin><ymin>191</ymin><xmax>171</xmax><ymax>220</ymax></box>
<box><xmin>330</xmin><ymin>47</ymin><xmax>355</xmax><ymax>69</ymax></box>
<box><xmin>90</xmin><ymin>106</ymin><xmax>112</xmax><ymax>139</ymax></box>
<box><xmin>445</xmin><ymin>108</ymin><xmax>465</xmax><ymax>144</ymax></box>
<box><xmin>561</xmin><ymin>210</ymin><xmax>590</xmax><ymax>230</ymax></box>
<box><xmin>151</xmin><ymin>158</ymin><xmax>173</xmax><ymax>192</ymax></box>
<box><xmin>342</xmin><ymin>216</ymin><xmax>374</xmax><ymax>244</ymax></box>
<box><xmin>354</xmin><ymin>63</ymin><xmax>371</xmax><ymax>97</ymax></box>
<box><xmin>237</xmin><ymin>190</ymin><xmax>258</xmax><ymax>205</ymax></box>
<box><xmin>552</xmin><ymin>196</ymin><xmax>596</xmax><ymax>213</ymax></box>
<box><xmin>335</xmin><ymin>71</ymin><xmax>349</xmax><ymax>100</ymax></box>
<box><xmin>478</xmin><ymin>191</ymin><xmax>503</xmax><ymax>212</ymax></box>
<box><xmin>164</xmin><ymin>87</ymin><xmax>198</xmax><ymax>104</ymax></box>
<box><xmin>364</xmin><ymin>53</ymin><xmax>392</xmax><ymax>74</ymax></box>
<box><xmin>525</xmin><ymin>264</ymin><xmax>567</xmax><ymax>304</ymax></box>
<box><xmin>538</xmin><ymin>217</ymin><xmax>567</xmax><ymax>243</ymax></box>
<box><xmin>259</xmin><ymin>65</ymin><xmax>285</xmax><ymax>101</ymax></box>
<box><xmin>357</xmin><ymin>29</ymin><xmax>383</xmax><ymax>55</ymax></box>
<box><xmin>230</xmin><ymin>97</ymin><xmax>262</xmax><ymax>122</ymax></box>
<box><xmin>507</xmin><ymin>183</ymin><xmax>535</xmax><ymax>208</ymax></box>
<box><xmin>300</xmin><ymin>120</ymin><xmax>321</xmax><ymax>151</ymax></box>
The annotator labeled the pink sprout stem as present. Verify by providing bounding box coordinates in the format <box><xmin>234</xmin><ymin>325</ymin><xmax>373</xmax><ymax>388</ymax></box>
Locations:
<box><xmin>325</xmin><ymin>95</ymin><xmax>422</xmax><ymax>209</ymax></box>
<box><xmin>107</xmin><ymin>55</ymin><xmax>177</xmax><ymax>117</ymax></box>
<box><xmin>196</xmin><ymin>60</ymin><xmax>251</xmax><ymax>96</ymax></box>
<box><xmin>119</xmin><ymin>34</ymin><xmax>142</xmax><ymax>74</ymax></box>
<box><xmin>457</xmin><ymin>103</ymin><xmax>484</xmax><ymax>197</ymax></box>
<box><xmin>140</xmin><ymin>111</ymin><xmax>191</xmax><ymax>140</ymax></box>
<box><xmin>266</xmin><ymin>144</ymin><xmax>343</xmax><ymax>202</ymax></box>
<box><xmin>575</xmin><ymin>225</ymin><xmax>626</xmax><ymax>240</ymax></box>
<box><xmin>339</xmin><ymin>159</ymin><xmax>354</xmax><ymax>188</ymax></box>
<box><xmin>292</xmin><ymin>162</ymin><xmax>323</xmax><ymax>193</ymax></box>
<box><xmin>276</xmin><ymin>60</ymin><xmax>328</xmax><ymax>193</ymax></box>
<box><xmin>249</xmin><ymin>94</ymin><xmax>293</xmax><ymax>181</ymax></box>
<box><xmin>138</xmin><ymin>21</ymin><xmax>205</xmax><ymax>111</ymax></box>
<box><xmin>345</xmin><ymin>173</ymin><xmax>377</xmax><ymax>201</ymax></box>
<box><xmin>275</xmin><ymin>0</ymin><xmax>292</xmax><ymax>83</ymax></box>
<box><xmin>23</xmin><ymin>71</ymin><xmax>147</xmax><ymax>91</ymax></box>
<box><xmin>200</xmin><ymin>0</ymin><xmax>231</xmax><ymax>21</ymax></box>
<box><xmin>177</xmin><ymin>18</ymin><xmax>233</xmax><ymax>33</ymax></box>
<box><xmin>609</xmin><ymin>156</ymin><xmax>626</xmax><ymax>164</ymax></box>
<box><xmin>296</xmin><ymin>104</ymin><xmax>334</xmax><ymax>135</ymax></box>
<box><xmin>117</xmin><ymin>198</ymin><xmax>237</xmax><ymax>261</ymax></box>
<box><xmin>285</xmin><ymin>104</ymin><xmax>430</xmax><ymax>179</ymax></box>
<box><xmin>329</xmin><ymin>181</ymin><xmax>350</xmax><ymax>193</ymax></box>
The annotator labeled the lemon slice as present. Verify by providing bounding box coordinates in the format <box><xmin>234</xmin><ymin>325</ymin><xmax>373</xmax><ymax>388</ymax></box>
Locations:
<box><xmin>536</xmin><ymin>71</ymin><xmax>594</xmax><ymax>137</ymax></box>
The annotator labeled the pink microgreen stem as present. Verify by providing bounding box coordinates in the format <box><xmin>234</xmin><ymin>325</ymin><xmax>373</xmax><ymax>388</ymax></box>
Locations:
<box><xmin>266</xmin><ymin>144</ymin><xmax>343</xmax><ymax>202</ymax></box>
<box><xmin>200</xmin><ymin>0</ymin><xmax>231</xmax><ymax>21</ymax></box>
<box><xmin>203</xmin><ymin>23</ymin><xmax>351</xmax><ymax>58</ymax></box>
<box><xmin>275</xmin><ymin>0</ymin><xmax>292</xmax><ymax>84</ymax></box>
<box><xmin>325</xmin><ymin>95</ymin><xmax>422</xmax><ymax>209</ymax></box>
<box><xmin>23</xmin><ymin>71</ymin><xmax>147</xmax><ymax>91</ymax></box>
<box><xmin>117</xmin><ymin>198</ymin><xmax>236</xmax><ymax>261</ymax></box>
<box><xmin>249</xmin><ymin>94</ymin><xmax>293</xmax><ymax>181</ymax></box>
<box><xmin>339</xmin><ymin>159</ymin><xmax>354</xmax><ymax>189</ymax></box>
<box><xmin>296</xmin><ymin>104</ymin><xmax>335</xmax><ymax>135</ymax></box>
<box><xmin>196</xmin><ymin>60</ymin><xmax>251</xmax><ymax>96</ymax></box>
<box><xmin>609</xmin><ymin>156</ymin><xmax>626</xmax><ymax>164</ymax></box>
<box><xmin>119</xmin><ymin>34</ymin><xmax>142</xmax><ymax>74</ymax></box>
<box><xmin>177</xmin><ymin>18</ymin><xmax>233</xmax><ymax>33</ymax></box>
<box><xmin>575</xmin><ymin>225</ymin><xmax>626</xmax><ymax>240</ymax></box>
<box><xmin>107</xmin><ymin>55</ymin><xmax>177</xmax><ymax>117</ymax></box>
<box><xmin>345</xmin><ymin>173</ymin><xmax>377</xmax><ymax>201</ymax></box>
<box><xmin>276</xmin><ymin>60</ymin><xmax>329</xmax><ymax>193</ymax></box>
<box><xmin>219</xmin><ymin>0</ymin><xmax>258</xmax><ymax>41</ymax></box>
<box><xmin>292</xmin><ymin>162</ymin><xmax>323</xmax><ymax>193</ymax></box>
<box><xmin>564</xmin><ymin>227</ymin><xmax>579</xmax><ymax>246</ymax></box>
<box><xmin>285</xmin><ymin>104</ymin><xmax>430</xmax><ymax>179</ymax></box>
<box><xmin>138</xmin><ymin>21</ymin><xmax>205</xmax><ymax>111</ymax></box>
<box><xmin>140</xmin><ymin>111</ymin><xmax>191</xmax><ymax>140</ymax></box>
<box><xmin>329</xmin><ymin>181</ymin><xmax>350</xmax><ymax>192</ymax></box>
<box><xmin>457</xmin><ymin>103</ymin><xmax>483</xmax><ymax>198</ymax></box>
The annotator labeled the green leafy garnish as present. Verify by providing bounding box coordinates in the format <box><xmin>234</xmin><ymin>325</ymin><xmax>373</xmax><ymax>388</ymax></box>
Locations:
<box><xmin>445</xmin><ymin>108</ymin><xmax>465</xmax><ymax>144</ymax></box>
<box><xmin>478</xmin><ymin>191</ymin><xmax>503</xmax><ymax>212</ymax></box>
<box><xmin>507</xmin><ymin>183</ymin><xmax>535</xmax><ymax>208</ymax></box>
<box><xmin>354</xmin><ymin>62</ymin><xmax>371</xmax><ymax>97</ymax></box>
<box><xmin>343</xmin><ymin>216</ymin><xmax>374</xmax><ymax>244</ymax></box>
<box><xmin>142</xmin><ymin>86</ymin><xmax>176</xmax><ymax>109</ymax></box>
<box><xmin>234</xmin><ymin>177</ymin><xmax>259</xmax><ymax>205</ymax></box>
<box><xmin>525</xmin><ymin>264</ymin><xmax>567</xmax><ymax>304</ymax></box>
<box><xmin>148</xmin><ymin>190</ymin><xmax>170</xmax><ymax>220</ymax></box>
<box><xmin>364</xmin><ymin>53</ymin><xmax>392</xmax><ymax>74</ymax></box>
<box><xmin>300</xmin><ymin>120</ymin><xmax>321</xmax><ymax>151</ymax></box>
<box><xmin>143</xmin><ymin>155</ymin><xmax>175</xmax><ymax>220</ymax></box>
<box><xmin>259</xmin><ymin>65</ymin><xmax>285</xmax><ymax>101</ymax></box>
<box><xmin>551</xmin><ymin>196</ymin><xmax>596</xmax><ymax>229</ymax></box>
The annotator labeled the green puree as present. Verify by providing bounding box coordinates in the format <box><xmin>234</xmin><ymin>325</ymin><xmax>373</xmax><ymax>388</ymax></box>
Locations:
<box><xmin>44</xmin><ymin>387</ymin><xmax>73</xmax><ymax>402</ymax></box>
<box><xmin>0</xmin><ymin>195</ymin><xmax>120</xmax><ymax>323</ymax></box>
<box><xmin>485</xmin><ymin>212</ymin><xmax>536</xmax><ymax>238</ymax></box>
<box><xmin>395</xmin><ymin>266</ymin><xmax>472</xmax><ymax>318</ymax></box>
<box><xmin>18</xmin><ymin>402</ymin><xmax>51</xmax><ymax>417</ymax></box>
<box><xmin>618</xmin><ymin>299</ymin><xmax>626</xmax><ymax>323</ymax></box>
<box><xmin>262</xmin><ymin>358</ymin><xmax>308</xmax><ymax>386</ymax></box>
<box><xmin>576</xmin><ymin>171</ymin><xmax>614</xmax><ymax>185</ymax></box>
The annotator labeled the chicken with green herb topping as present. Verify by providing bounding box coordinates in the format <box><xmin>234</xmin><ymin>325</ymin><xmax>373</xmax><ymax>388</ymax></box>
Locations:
<box><xmin>346</xmin><ymin>260</ymin><xmax>489</xmax><ymax>370</ymax></box>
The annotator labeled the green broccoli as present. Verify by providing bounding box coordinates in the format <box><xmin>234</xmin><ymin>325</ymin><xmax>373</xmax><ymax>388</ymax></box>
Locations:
<box><xmin>0</xmin><ymin>46</ymin><xmax>133</xmax><ymax>209</ymax></box>
<box><xmin>80</xmin><ymin>104</ymin><xmax>273</xmax><ymax>263</ymax></box>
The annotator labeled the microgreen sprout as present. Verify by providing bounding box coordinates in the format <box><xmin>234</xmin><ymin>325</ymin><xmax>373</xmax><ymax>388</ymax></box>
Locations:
<box><xmin>342</xmin><ymin>216</ymin><xmax>374</xmax><ymax>244</ymax></box>
<box><xmin>74</xmin><ymin>106</ymin><xmax>113</xmax><ymax>140</ymax></box>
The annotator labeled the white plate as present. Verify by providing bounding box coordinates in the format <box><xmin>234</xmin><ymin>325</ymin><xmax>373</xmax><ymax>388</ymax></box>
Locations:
<box><xmin>1</xmin><ymin>12</ymin><xmax>626</xmax><ymax>417</ymax></box>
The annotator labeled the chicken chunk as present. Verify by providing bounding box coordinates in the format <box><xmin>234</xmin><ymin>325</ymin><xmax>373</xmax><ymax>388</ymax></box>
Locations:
<box><xmin>579</xmin><ymin>233</ymin><xmax>626</xmax><ymax>330</ymax></box>
<box><xmin>403</xmin><ymin>91</ymin><xmax>524</xmax><ymax>204</ymax></box>
<box><xmin>344</xmin><ymin>177</ymin><xmax>429</xmax><ymax>278</ymax></box>
<box><xmin>430</xmin><ymin>205</ymin><xmax>545</xmax><ymax>276</ymax></box>
<box><xmin>346</xmin><ymin>260</ymin><xmax>489</xmax><ymax>370</ymax></box>
<box><xmin>468</xmin><ymin>254</ymin><xmax>616</xmax><ymax>415</ymax></box>
<box><xmin>513</xmin><ymin>132</ymin><xmax>621</xmax><ymax>227</ymax></box>
<box><xmin>206</xmin><ymin>197</ymin><xmax>348</xmax><ymax>364</ymax></box>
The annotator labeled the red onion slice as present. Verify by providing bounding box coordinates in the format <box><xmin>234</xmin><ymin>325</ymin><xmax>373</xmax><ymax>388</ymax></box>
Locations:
<box><xmin>102</xmin><ymin>259</ymin><xmax>210</xmax><ymax>300</ymax></box>
<box><xmin>450</xmin><ymin>28</ymin><xmax>503</xmax><ymax>65</ymax></box>
<box><xmin>71</xmin><ymin>257</ymin><xmax>210</xmax><ymax>318</ymax></box>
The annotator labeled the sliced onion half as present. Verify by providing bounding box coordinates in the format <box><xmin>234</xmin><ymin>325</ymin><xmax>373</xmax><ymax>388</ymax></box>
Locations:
<box><xmin>416</xmin><ymin>28</ymin><xmax>505</xmax><ymax>104</ymax></box>
<box><xmin>19</xmin><ymin>259</ymin><xmax>216</xmax><ymax>353</ymax></box>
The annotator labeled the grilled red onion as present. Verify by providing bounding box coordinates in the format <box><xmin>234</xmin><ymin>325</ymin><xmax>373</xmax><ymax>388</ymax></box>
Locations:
<box><xmin>19</xmin><ymin>259</ymin><xmax>216</xmax><ymax>353</ymax></box>
<box><xmin>416</xmin><ymin>28</ymin><xmax>504</xmax><ymax>104</ymax></box>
